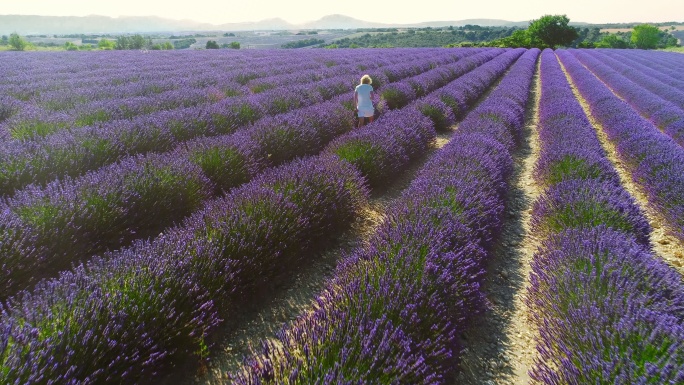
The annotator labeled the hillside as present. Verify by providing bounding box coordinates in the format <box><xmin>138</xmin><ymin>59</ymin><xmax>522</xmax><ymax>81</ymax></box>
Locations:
<box><xmin>0</xmin><ymin>14</ymin><xmax>527</xmax><ymax>34</ymax></box>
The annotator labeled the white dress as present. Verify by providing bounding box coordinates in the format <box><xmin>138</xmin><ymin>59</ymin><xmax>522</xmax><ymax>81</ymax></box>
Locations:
<box><xmin>355</xmin><ymin>84</ymin><xmax>374</xmax><ymax>117</ymax></box>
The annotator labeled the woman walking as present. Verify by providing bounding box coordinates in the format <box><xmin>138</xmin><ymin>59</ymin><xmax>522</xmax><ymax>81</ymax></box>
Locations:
<box><xmin>354</xmin><ymin>74</ymin><xmax>374</xmax><ymax>127</ymax></box>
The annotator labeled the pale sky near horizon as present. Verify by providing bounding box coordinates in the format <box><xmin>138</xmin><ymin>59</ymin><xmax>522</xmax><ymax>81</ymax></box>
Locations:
<box><xmin>1</xmin><ymin>0</ymin><xmax>681</xmax><ymax>25</ymax></box>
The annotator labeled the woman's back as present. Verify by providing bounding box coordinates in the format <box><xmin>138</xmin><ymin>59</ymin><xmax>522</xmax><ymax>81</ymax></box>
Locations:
<box><xmin>355</xmin><ymin>83</ymin><xmax>373</xmax><ymax>109</ymax></box>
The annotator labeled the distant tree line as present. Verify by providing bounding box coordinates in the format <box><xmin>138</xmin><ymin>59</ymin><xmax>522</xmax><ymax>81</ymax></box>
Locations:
<box><xmin>322</xmin><ymin>26</ymin><xmax>517</xmax><ymax>48</ymax></box>
<box><xmin>322</xmin><ymin>16</ymin><xmax>679</xmax><ymax>50</ymax></box>
<box><xmin>282</xmin><ymin>38</ymin><xmax>325</xmax><ymax>48</ymax></box>
<box><xmin>480</xmin><ymin>16</ymin><xmax>679</xmax><ymax>49</ymax></box>
<box><xmin>172</xmin><ymin>38</ymin><xmax>196</xmax><ymax>49</ymax></box>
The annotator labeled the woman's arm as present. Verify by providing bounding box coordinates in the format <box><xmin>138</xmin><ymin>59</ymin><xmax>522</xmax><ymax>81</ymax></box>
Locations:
<box><xmin>354</xmin><ymin>90</ymin><xmax>358</xmax><ymax>108</ymax></box>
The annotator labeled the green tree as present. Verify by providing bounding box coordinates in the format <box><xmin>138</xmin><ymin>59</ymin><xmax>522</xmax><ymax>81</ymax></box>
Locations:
<box><xmin>501</xmin><ymin>29</ymin><xmax>531</xmax><ymax>48</ymax></box>
<box><xmin>229</xmin><ymin>41</ymin><xmax>240</xmax><ymax>49</ymax></box>
<box><xmin>115</xmin><ymin>36</ymin><xmax>130</xmax><ymax>50</ymax></box>
<box><xmin>129</xmin><ymin>34</ymin><xmax>146</xmax><ymax>49</ymax></box>
<box><xmin>596</xmin><ymin>34</ymin><xmax>629</xmax><ymax>48</ymax></box>
<box><xmin>206</xmin><ymin>40</ymin><xmax>220</xmax><ymax>49</ymax></box>
<box><xmin>527</xmin><ymin>15</ymin><xmax>579</xmax><ymax>48</ymax></box>
<box><xmin>631</xmin><ymin>24</ymin><xmax>660</xmax><ymax>49</ymax></box>
<box><xmin>64</xmin><ymin>41</ymin><xmax>79</xmax><ymax>51</ymax></box>
<box><xmin>9</xmin><ymin>33</ymin><xmax>28</xmax><ymax>51</ymax></box>
<box><xmin>0</xmin><ymin>35</ymin><xmax>8</xmax><ymax>46</ymax></box>
<box><xmin>98</xmin><ymin>39</ymin><xmax>116</xmax><ymax>50</ymax></box>
<box><xmin>172</xmin><ymin>38</ymin><xmax>196</xmax><ymax>49</ymax></box>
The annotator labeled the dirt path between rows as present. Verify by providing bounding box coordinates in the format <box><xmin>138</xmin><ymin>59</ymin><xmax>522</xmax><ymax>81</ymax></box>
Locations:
<box><xmin>557</xmin><ymin>55</ymin><xmax>684</xmax><ymax>275</ymax></box>
<box><xmin>455</xmin><ymin>58</ymin><xmax>542</xmax><ymax>385</ymax></box>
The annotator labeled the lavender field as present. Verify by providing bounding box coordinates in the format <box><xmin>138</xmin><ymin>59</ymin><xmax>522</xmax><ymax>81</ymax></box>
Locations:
<box><xmin>0</xmin><ymin>47</ymin><xmax>683</xmax><ymax>384</ymax></box>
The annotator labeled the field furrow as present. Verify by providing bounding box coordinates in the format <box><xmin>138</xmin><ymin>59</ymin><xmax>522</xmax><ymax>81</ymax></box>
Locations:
<box><xmin>456</xmin><ymin>52</ymin><xmax>541</xmax><ymax>385</ymax></box>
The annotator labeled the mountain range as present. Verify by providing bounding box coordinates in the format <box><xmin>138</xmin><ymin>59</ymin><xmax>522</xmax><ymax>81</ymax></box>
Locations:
<box><xmin>0</xmin><ymin>14</ymin><xmax>533</xmax><ymax>35</ymax></box>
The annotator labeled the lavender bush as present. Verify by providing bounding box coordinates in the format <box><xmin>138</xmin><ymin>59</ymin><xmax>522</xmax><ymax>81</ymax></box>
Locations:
<box><xmin>528</xmin><ymin>227</ymin><xmax>684</xmax><ymax>384</ymax></box>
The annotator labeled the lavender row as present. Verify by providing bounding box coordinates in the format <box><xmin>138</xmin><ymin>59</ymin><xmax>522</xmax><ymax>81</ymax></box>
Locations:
<box><xmin>567</xmin><ymin>50</ymin><xmax>684</xmax><ymax>147</ymax></box>
<box><xmin>528</xmin><ymin>228</ymin><xmax>684</xmax><ymax>384</ymax></box>
<box><xmin>525</xmin><ymin>49</ymin><xmax>684</xmax><ymax>384</ymax></box>
<box><xmin>602</xmin><ymin>49</ymin><xmax>684</xmax><ymax>82</ymax></box>
<box><xmin>0</xmin><ymin>50</ymin><xmax>408</xmax><ymax>141</ymax></box>
<box><xmin>231</xmin><ymin>48</ymin><xmax>539</xmax><ymax>383</ymax></box>
<box><xmin>0</xmin><ymin>154</ymin><xmax>369</xmax><ymax>385</ymax></box>
<box><xmin>531</xmin><ymin>51</ymin><xmax>647</xmax><ymax>242</ymax></box>
<box><xmin>599</xmin><ymin>49</ymin><xmax>684</xmax><ymax>92</ymax></box>
<box><xmin>0</xmin><ymin>49</ymin><xmax>364</xmax><ymax>95</ymax></box>
<box><xmin>324</xmin><ymin>48</ymin><xmax>529</xmax><ymax>188</ymax></box>
<box><xmin>1</xmin><ymin>48</ymin><xmax>458</xmax><ymax>140</ymax></box>
<box><xmin>533</xmin><ymin>50</ymin><xmax>621</xmax><ymax>187</ymax></box>
<box><xmin>0</xmin><ymin>96</ymin><xmax>358</xmax><ymax>298</ymax></box>
<box><xmin>0</xmin><ymin>50</ymin><xmax>479</xmax><ymax>196</ymax></box>
<box><xmin>0</xmin><ymin>74</ymin><xmax>440</xmax><ymax>385</ymax></box>
<box><xmin>377</xmin><ymin>48</ymin><xmax>507</xmax><ymax>113</ymax></box>
<box><xmin>557</xmin><ymin>49</ymin><xmax>684</xmax><ymax>241</ymax></box>
<box><xmin>0</xmin><ymin>48</ymin><xmax>509</xmax><ymax>298</ymax></box>
<box><xmin>570</xmin><ymin>50</ymin><xmax>684</xmax><ymax>109</ymax></box>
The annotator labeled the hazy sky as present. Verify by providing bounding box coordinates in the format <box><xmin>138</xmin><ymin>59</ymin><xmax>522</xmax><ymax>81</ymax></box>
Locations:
<box><xmin>2</xmin><ymin>0</ymin><xmax>681</xmax><ymax>24</ymax></box>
